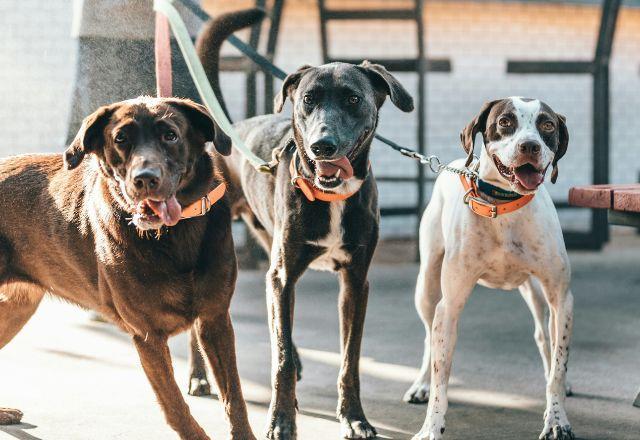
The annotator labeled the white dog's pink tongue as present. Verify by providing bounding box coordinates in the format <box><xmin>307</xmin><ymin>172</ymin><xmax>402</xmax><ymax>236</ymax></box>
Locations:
<box><xmin>514</xmin><ymin>166</ymin><xmax>544</xmax><ymax>190</ymax></box>
<box><xmin>315</xmin><ymin>157</ymin><xmax>354</xmax><ymax>180</ymax></box>
<box><xmin>147</xmin><ymin>196</ymin><xmax>182</xmax><ymax>226</ymax></box>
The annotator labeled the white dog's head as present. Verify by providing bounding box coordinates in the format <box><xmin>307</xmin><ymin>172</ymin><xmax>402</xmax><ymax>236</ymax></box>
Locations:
<box><xmin>460</xmin><ymin>97</ymin><xmax>569</xmax><ymax>195</ymax></box>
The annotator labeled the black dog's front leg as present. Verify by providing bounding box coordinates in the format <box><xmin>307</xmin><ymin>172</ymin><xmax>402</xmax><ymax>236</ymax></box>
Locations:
<box><xmin>265</xmin><ymin>256</ymin><xmax>298</xmax><ymax>440</ymax></box>
<box><xmin>337</xmin><ymin>267</ymin><xmax>377</xmax><ymax>439</ymax></box>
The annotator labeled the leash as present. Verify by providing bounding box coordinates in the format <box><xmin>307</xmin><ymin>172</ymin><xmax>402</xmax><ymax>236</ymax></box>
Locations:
<box><xmin>154</xmin><ymin>0</ymin><xmax>273</xmax><ymax>174</ymax></box>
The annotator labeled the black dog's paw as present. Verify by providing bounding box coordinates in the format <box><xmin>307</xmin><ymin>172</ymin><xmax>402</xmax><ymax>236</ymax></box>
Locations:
<box><xmin>340</xmin><ymin>417</ymin><xmax>377</xmax><ymax>439</ymax></box>
<box><xmin>0</xmin><ymin>408</ymin><xmax>23</xmax><ymax>425</ymax></box>
<box><xmin>540</xmin><ymin>425</ymin><xmax>575</xmax><ymax>440</ymax></box>
<box><xmin>265</xmin><ymin>412</ymin><xmax>296</xmax><ymax>440</ymax></box>
<box><xmin>188</xmin><ymin>377</ymin><xmax>212</xmax><ymax>397</ymax></box>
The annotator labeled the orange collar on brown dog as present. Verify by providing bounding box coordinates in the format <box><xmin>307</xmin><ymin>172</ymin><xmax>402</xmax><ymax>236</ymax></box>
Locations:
<box><xmin>289</xmin><ymin>153</ymin><xmax>357</xmax><ymax>203</ymax></box>
<box><xmin>180</xmin><ymin>182</ymin><xmax>227</xmax><ymax>219</ymax></box>
<box><xmin>459</xmin><ymin>175</ymin><xmax>534</xmax><ymax>218</ymax></box>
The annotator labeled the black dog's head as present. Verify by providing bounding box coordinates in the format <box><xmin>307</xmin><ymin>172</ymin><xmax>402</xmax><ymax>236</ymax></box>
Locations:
<box><xmin>64</xmin><ymin>97</ymin><xmax>231</xmax><ymax>230</ymax></box>
<box><xmin>275</xmin><ymin>61</ymin><xmax>414</xmax><ymax>192</ymax></box>
<box><xmin>460</xmin><ymin>97</ymin><xmax>569</xmax><ymax>195</ymax></box>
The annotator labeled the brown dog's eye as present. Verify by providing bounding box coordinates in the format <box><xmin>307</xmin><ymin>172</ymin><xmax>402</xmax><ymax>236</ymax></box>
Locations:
<box><xmin>303</xmin><ymin>94</ymin><xmax>313</xmax><ymax>105</ymax></box>
<box><xmin>163</xmin><ymin>130</ymin><xmax>178</xmax><ymax>142</ymax></box>
<box><xmin>541</xmin><ymin>121</ymin><xmax>555</xmax><ymax>132</ymax></box>
<box><xmin>114</xmin><ymin>132</ymin><xmax>127</xmax><ymax>144</ymax></box>
<box><xmin>348</xmin><ymin>96</ymin><xmax>361</xmax><ymax>105</ymax></box>
<box><xmin>498</xmin><ymin>117</ymin><xmax>512</xmax><ymax>128</ymax></box>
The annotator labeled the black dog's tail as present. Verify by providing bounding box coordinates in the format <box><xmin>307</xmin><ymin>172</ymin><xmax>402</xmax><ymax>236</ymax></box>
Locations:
<box><xmin>196</xmin><ymin>8</ymin><xmax>266</xmax><ymax>121</ymax></box>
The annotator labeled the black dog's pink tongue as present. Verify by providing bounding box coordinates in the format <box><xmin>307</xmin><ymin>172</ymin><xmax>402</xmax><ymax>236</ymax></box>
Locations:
<box><xmin>514</xmin><ymin>166</ymin><xmax>544</xmax><ymax>190</ymax></box>
<box><xmin>315</xmin><ymin>157</ymin><xmax>354</xmax><ymax>180</ymax></box>
<box><xmin>147</xmin><ymin>196</ymin><xmax>182</xmax><ymax>226</ymax></box>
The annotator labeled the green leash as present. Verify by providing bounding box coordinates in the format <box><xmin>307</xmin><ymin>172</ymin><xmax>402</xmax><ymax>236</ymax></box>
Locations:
<box><xmin>153</xmin><ymin>0</ymin><xmax>272</xmax><ymax>174</ymax></box>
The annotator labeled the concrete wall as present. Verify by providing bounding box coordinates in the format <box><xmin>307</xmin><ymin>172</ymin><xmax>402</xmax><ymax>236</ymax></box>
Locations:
<box><xmin>2</xmin><ymin>0</ymin><xmax>639</xmax><ymax>237</ymax></box>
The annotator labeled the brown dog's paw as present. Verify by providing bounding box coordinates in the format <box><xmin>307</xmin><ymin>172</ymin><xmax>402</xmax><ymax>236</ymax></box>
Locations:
<box><xmin>0</xmin><ymin>408</ymin><xmax>23</xmax><ymax>425</ymax></box>
<box><xmin>188</xmin><ymin>377</ymin><xmax>212</xmax><ymax>397</ymax></box>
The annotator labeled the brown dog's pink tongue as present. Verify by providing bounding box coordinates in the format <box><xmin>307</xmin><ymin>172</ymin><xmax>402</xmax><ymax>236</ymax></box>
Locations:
<box><xmin>315</xmin><ymin>157</ymin><xmax>354</xmax><ymax>180</ymax></box>
<box><xmin>147</xmin><ymin>196</ymin><xmax>182</xmax><ymax>226</ymax></box>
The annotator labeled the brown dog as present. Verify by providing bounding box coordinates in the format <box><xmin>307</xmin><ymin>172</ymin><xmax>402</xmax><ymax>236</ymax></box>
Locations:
<box><xmin>0</xmin><ymin>97</ymin><xmax>255</xmax><ymax>440</ymax></box>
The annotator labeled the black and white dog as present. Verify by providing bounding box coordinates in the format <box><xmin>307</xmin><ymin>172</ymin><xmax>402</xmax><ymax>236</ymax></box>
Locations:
<box><xmin>193</xmin><ymin>9</ymin><xmax>413</xmax><ymax>440</ymax></box>
<box><xmin>406</xmin><ymin>97</ymin><xmax>574</xmax><ymax>440</ymax></box>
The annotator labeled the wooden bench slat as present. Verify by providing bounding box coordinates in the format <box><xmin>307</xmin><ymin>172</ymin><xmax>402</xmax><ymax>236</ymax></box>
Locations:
<box><xmin>569</xmin><ymin>184</ymin><xmax>640</xmax><ymax>211</ymax></box>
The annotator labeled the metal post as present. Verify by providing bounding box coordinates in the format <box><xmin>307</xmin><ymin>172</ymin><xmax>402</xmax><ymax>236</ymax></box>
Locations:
<box><xmin>415</xmin><ymin>0</ymin><xmax>426</xmax><ymax>259</ymax></box>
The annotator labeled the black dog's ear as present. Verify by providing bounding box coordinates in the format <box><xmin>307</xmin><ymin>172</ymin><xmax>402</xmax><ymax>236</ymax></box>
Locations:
<box><xmin>358</xmin><ymin>60</ymin><xmax>414</xmax><ymax>112</ymax></box>
<box><xmin>550</xmin><ymin>113</ymin><xmax>569</xmax><ymax>184</ymax></box>
<box><xmin>460</xmin><ymin>100</ymin><xmax>501</xmax><ymax>167</ymax></box>
<box><xmin>169</xmin><ymin>98</ymin><xmax>232</xmax><ymax>156</ymax></box>
<box><xmin>274</xmin><ymin>64</ymin><xmax>313</xmax><ymax>113</ymax></box>
<box><xmin>64</xmin><ymin>104</ymin><xmax>116</xmax><ymax>170</ymax></box>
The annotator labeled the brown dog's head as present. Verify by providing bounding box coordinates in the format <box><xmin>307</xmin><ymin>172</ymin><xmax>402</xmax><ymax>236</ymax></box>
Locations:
<box><xmin>64</xmin><ymin>97</ymin><xmax>231</xmax><ymax>230</ymax></box>
<box><xmin>460</xmin><ymin>97</ymin><xmax>569</xmax><ymax>195</ymax></box>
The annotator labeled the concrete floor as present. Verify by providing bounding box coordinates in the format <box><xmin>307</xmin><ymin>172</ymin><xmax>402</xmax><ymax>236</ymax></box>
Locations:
<box><xmin>1</xmin><ymin>235</ymin><xmax>639</xmax><ymax>440</ymax></box>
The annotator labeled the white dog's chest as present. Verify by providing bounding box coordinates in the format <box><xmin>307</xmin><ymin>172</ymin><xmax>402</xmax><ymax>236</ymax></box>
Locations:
<box><xmin>308</xmin><ymin>202</ymin><xmax>350</xmax><ymax>272</ymax></box>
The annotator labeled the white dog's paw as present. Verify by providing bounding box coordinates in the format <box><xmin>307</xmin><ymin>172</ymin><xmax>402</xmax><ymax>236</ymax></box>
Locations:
<box><xmin>412</xmin><ymin>416</ymin><xmax>445</xmax><ymax>440</ymax></box>
<box><xmin>411</xmin><ymin>427</ymin><xmax>445</xmax><ymax>440</ymax></box>
<box><xmin>565</xmin><ymin>381</ymin><xmax>573</xmax><ymax>397</ymax></box>
<box><xmin>539</xmin><ymin>424</ymin><xmax>575</xmax><ymax>440</ymax></box>
<box><xmin>404</xmin><ymin>381</ymin><xmax>430</xmax><ymax>404</ymax></box>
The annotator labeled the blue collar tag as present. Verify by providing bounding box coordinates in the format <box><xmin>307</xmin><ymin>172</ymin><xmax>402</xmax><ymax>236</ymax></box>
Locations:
<box><xmin>477</xmin><ymin>179</ymin><xmax>522</xmax><ymax>200</ymax></box>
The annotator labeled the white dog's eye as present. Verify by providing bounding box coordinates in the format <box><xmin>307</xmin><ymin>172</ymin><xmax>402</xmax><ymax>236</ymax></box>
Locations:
<box><xmin>541</xmin><ymin>121</ymin><xmax>555</xmax><ymax>132</ymax></box>
<box><xmin>498</xmin><ymin>117</ymin><xmax>511</xmax><ymax>128</ymax></box>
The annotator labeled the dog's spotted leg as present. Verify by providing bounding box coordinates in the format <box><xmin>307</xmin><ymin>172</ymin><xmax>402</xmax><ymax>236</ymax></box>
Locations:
<box><xmin>133</xmin><ymin>334</ymin><xmax>210</xmax><ymax>440</ymax></box>
<box><xmin>196</xmin><ymin>314</ymin><xmax>256</xmax><ymax>440</ymax></box>
<box><xmin>188</xmin><ymin>328</ymin><xmax>212</xmax><ymax>397</ymax></box>
<box><xmin>336</xmin><ymin>268</ymin><xmax>376</xmax><ymax>439</ymax></box>
<box><xmin>404</xmin><ymin>238</ymin><xmax>443</xmax><ymax>405</ymax></box>
<box><xmin>538</xmin><ymin>280</ymin><xmax>574</xmax><ymax>440</ymax></box>
<box><xmin>414</xmin><ymin>268</ymin><xmax>475</xmax><ymax>440</ymax></box>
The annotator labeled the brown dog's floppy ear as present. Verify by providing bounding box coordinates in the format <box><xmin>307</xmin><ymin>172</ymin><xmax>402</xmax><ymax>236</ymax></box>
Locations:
<box><xmin>460</xmin><ymin>100</ymin><xmax>500</xmax><ymax>167</ymax></box>
<box><xmin>64</xmin><ymin>104</ymin><xmax>115</xmax><ymax>170</ymax></box>
<box><xmin>168</xmin><ymin>98</ymin><xmax>232</xmax><ymax>156</ymax></box>
<box><xmin>358</xmin><ymin>60</ymin><xmax>414</xmax><ymax>112</ymax></box>
<box><xmin>550</xmin><ymin>113</ymin><xmax>569</xmax><ymax>184</ymax></box>
<box><xmin>274</xmin><ymin>64</ymin><xmax>313</xmax><ymax>113</ymax></box>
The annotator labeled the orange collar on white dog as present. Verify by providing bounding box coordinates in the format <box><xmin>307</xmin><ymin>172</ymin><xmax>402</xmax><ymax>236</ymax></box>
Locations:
<box><xmin>460</xmin><ymin>175</ymin><xmax>533</xmax><ymax>218</ymax></box>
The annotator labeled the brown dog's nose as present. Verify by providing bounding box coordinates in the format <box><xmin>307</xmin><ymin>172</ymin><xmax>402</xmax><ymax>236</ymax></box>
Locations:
<box><xmin>519</xmin><ymin>141</ymin><xmax>541</xmax><ymax>155</ymax></box>
<box><xmin>133</xmin><ymin>168</ymin><xmax>161</xmax><ymax>193</ymax></box>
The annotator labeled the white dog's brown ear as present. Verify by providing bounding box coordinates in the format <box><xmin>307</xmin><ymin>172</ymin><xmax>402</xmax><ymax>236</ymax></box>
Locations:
<box><xmin>460</xmin><ymin>100</ymin><xmax>500</xmax><ymax>167</ymax></box>
<box><xmin>64</xmin><ymin>104</ymin><xmax>116</xmax><ymax>170</ymax></box>
<box><xmin>358</xmin><ymin>60</ymin><xmax>414</xmax><ymax>112</ymax></box>
<box><xmin>274</xmin><ymin>64</ymin><xmax>313</xmax><ymax>113</ymax></box>
<box><xmin>550</xmin><ymin>114</ymin><xmax>569</xmax><ymax>184</ymax></box>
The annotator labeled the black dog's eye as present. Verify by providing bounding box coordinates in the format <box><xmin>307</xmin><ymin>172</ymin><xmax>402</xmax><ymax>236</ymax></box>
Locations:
<box><xmin>348</xmin><ymin>95</ymin><xmax>361</xmax><ymax>105</ymax></box>
<box><xmin>163</xmin><ymin>130</ymin><xmax>178</xmax><ymax>142</ymax></box>
<box><xmin>303</xmin><ymin>94</ymin><xmax>313</xmax><ymax>105</ymax></box>
<box><xmin>498</xmin><ymin>117</ymin><xmax>512</xmax><ymax>128</ymax></box>
<box><xmin>114</xmin><ymin>132</ymin><xmax>127</xmax><ymax>144</ymax></box>
<box><xmin>541</xmin><ymin>121</ymin><xmax>555</xmax><ymax>132</ymax></box>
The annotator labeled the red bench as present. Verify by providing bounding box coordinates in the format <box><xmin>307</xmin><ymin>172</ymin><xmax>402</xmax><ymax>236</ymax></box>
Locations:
<box><xmin>569</xmin><ymin>184</ymin><xmax>640</xmax><ymax>407</ymax></box>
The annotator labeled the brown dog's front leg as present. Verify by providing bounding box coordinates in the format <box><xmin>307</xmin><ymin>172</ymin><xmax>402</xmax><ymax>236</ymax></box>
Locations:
<box><xmin>195</xmin><ymin>314</ymin><xmax>256</xmax><ymax>440</ymax></box>
<box><xmin>337</xmin><ymin>268</ymin><xmax>376</xmax><ymax>439</ymax></box>
<box><xmin>133</xmin><ymin>334</ymin><xmax>209</xmax><ymax>440</ymax></box>
<box><xmin>188</xmin><ymin>328</ymin><xmax>213</xmax><ymax>397</ymax></box>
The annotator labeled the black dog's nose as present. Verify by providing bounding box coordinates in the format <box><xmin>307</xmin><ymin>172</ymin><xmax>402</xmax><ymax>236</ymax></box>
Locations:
<box><xmin>519</xmin><ymin>141</ymin><xmax>541</xmax><ymax>155</ymax></box>
<box><xmin>310</xmin><ymin>136</ymin><xmax>338</xmax><ymax>157</ymax></box>
<box><xmin>133</xmin><ymin>168</ymin><xmax>161</xmax><ymax>192</ymax></box>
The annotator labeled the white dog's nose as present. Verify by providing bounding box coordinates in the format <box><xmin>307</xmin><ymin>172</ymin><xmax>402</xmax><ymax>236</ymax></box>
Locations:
<box><xmin>518</xmin><ymin>141</ymin><xmax>541</xmax><ymax>155</ymax></box>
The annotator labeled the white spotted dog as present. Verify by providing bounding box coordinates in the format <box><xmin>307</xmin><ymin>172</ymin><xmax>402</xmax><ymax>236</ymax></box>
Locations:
<box><xmin>406</xmin><ymin>97</ymin><xmax>574</xmax><ymax>440</ymax></box>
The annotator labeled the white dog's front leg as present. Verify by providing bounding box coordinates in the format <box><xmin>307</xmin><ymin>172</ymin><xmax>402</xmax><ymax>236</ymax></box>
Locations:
<box><xmin>539</xmin><ymin>283</ymin><xmax>574</xmax><ymax>440</ymax></box>
<box><xmin>413</xmin><ymin>271</ymin><xmax>475</xmax><ymax>440</ymax></box>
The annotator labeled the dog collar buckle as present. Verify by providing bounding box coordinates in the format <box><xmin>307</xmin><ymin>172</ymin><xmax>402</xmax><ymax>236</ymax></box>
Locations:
<box><xmin>180</xmin><ymin>182</ymin><xmax>227</xmax><ymax>220</ymax></box>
